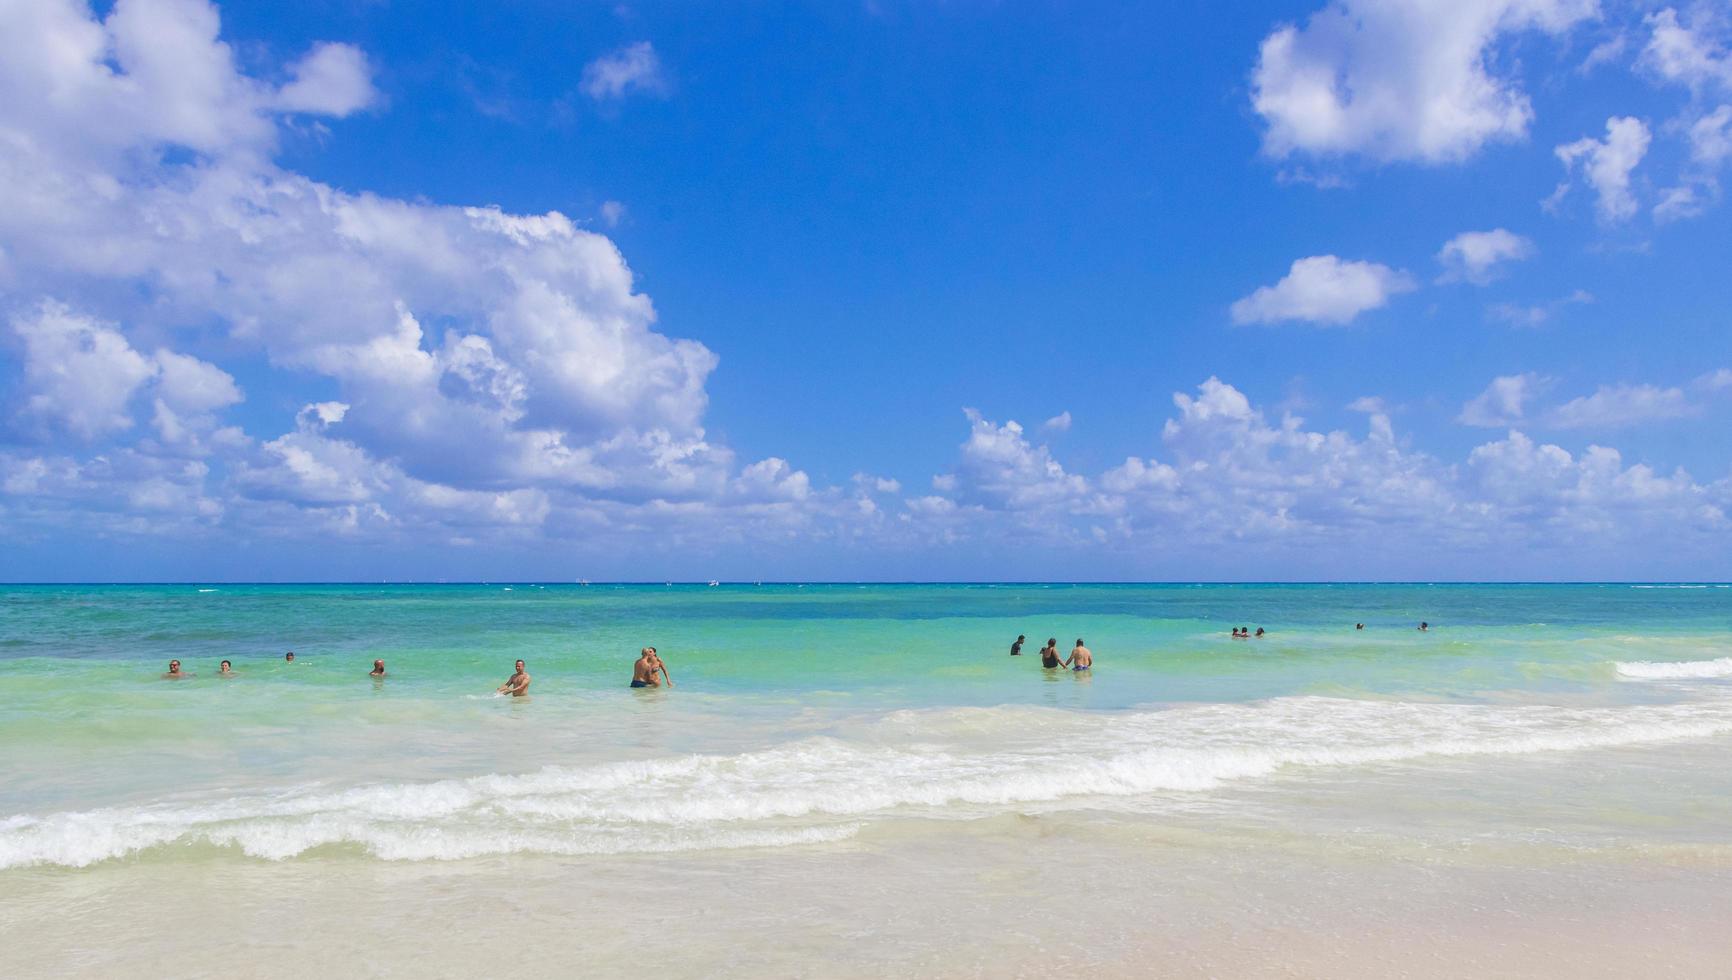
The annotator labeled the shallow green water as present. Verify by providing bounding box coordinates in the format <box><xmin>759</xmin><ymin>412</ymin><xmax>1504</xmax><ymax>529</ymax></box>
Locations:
<box><xmin>2</xmin><ymin>583</ymin><xmax>1730</xmax><ymax>867</ymax></box>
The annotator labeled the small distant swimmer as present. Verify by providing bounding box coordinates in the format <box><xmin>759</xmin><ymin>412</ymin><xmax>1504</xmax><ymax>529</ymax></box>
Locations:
<box><xmin>1355</xmin><ymin>623</ymin><xmax>1364</xmax><ymax>630</ymax></box>
<box><xmin>1063</xmin><ymin>639</ymin><xmax>1092</xmax><ymax>671</ymax></box>
<box><xmin>497</xmin><ymin>660</ymin><xmax>531</xmax><ymax>696</ymax></box>
<box><xmin>1418</xmin><ymin>622</ymin><xmax>1430</xmax><ymax>632</ymax></box>
<box><xmin>284</xmin><ymin>651</ymin><xmax>296</xmax><ymax>663</ymax></box>
<box><xmin>1254</xmin><ymin>627</ymin><xmax>1265</xmax><ymax>638</ymax></box>
<box><xmin>1011</xmin><ymin>634</ymin><xmax>1025</xmax><ymax>657</ymax></box>
<box><xmin>1040</xmin><ymin>638</ymin><xmax>1062</xmax><ymax>669</ymax></box>
<box><xmin>370</xmin><ymin>659</ymin><xmax>386</xmax><ymax>677</ymax></box>
<box><xmin>219</xmin><ymin>660</ymin><xmax>235</xmax><ymax>676</ymax></box>
<box><xmin>163</xmin><ymin>659</ymin><xmax>188</xmax><ymax>679</ymax></box>
<box><xmin>1232</xmin><ymin>627</ymin><xmax>1246</xmax><ymax>639</ymax></box>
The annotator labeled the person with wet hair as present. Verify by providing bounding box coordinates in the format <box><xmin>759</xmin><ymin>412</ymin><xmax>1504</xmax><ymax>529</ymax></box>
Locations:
<box><xmin>1039</xmin><ymin>638</ymin><xmax>1062</xmax><ymax>669</ymax></box>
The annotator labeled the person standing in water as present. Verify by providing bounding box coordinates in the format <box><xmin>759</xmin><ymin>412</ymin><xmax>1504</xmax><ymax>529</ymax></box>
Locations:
<box><xmin>497</xmin><ymin>659</ymin><xmax>531</xmax><ymax>696</ymax></box>
<box><xmin>370</xmin><ymin>659</ymin><xmax>386</xmax><ymax>677</ymax></box>
<box><xmin>631</xmin><ymin>648</ymin><xmax>659</xmax><ymax>688</ymax></box>
<box><xmin>632</xmin><ymin>647</ymin><xmax>674</xmax><ymax>688</ymax></box>
<box><xmin>1039</xmin><ymin>638</ymin><xmax>1062</xmax><ymax>669</ymax></box>
<box><xmin>218</xmin><ymin>660</ymin><xmax>235</xmax><ymax>676</ymax></box>
<box><xmin>163</xmin><ymin>659</ymin><xmax>188</xmax><ymax>679</ymax></box>
<box><xmin>1011</xmin><ymin>634</ymin><xmax>1025</xmax><ymax>657</ymax></box>
<box><xmin>1063</xmin><ymin>639</ymin><xmax>1092</xmax><ymax>671</ymax></box>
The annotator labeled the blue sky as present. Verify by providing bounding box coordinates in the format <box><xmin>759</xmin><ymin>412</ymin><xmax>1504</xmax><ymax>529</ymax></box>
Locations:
<box><xmin>1</xmin><ymin>0</ymin><xmax>1730</xmax><ymax>581</ymax></box>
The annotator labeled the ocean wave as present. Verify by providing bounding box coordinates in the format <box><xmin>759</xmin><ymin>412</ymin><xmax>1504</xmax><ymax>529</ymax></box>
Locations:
<box><xmin>1615</xmin><ymin>657</ymin><xmax>1732</xmax><ymax>680</ymax></box>
<box><xmin>5</xmin><ymin>695</ymin><xmax>1731</xmax><ymax>869</ymax></box>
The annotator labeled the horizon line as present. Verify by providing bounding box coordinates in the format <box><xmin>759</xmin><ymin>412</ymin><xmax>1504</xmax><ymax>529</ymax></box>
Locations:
<box><xmin>4</xmin><ymin>580</ymin><xmax>1731</xmax><ymax>587</ymax></box>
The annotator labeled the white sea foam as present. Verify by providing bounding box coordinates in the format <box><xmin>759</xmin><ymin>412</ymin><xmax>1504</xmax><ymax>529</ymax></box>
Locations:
<box><xmin>1615</xmin><ymin>657</ymin><xmax>1732</xmax><ymax>680</ymax></box>
<box><xmin>5</xmin><ymin>695</ymin><xmax>1731</xmax><ymax>869</ymax></box>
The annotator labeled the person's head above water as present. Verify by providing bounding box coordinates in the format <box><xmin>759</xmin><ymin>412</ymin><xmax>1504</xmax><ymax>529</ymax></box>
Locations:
<box><xmin>220</xmin><ymin>660</ymin><xmax>232</xmax><ymax>672</ymax></box>
<box><xmin>372</xmin><ymin>659</ymin><xmax>385</xmax><ymax>673</ymax></box>
<box><xmin>167</xmin><ymin>659</ymin><xmax>181</xmax><ymax>673</ymax></box>
<box><xmin>1074</xmin><ymin>638</ymin><xmax>1084</xmax><ymax>647</ymax></box>
<box><xmin>284</xmin><ymin>651</ymin><xmax>295</xmax><ymax>662</ymax></box>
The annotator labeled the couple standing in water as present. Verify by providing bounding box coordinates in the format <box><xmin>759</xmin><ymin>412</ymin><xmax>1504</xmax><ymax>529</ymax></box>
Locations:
<box><xmin>1015</xmin><ymin>636</ymin><xmax>1091</xmax><ymax>671</ymax></box>
<box><xmin>495</xmin><ymin>648</ymin><xmax>672</xmax><ymax>698</ymax></box>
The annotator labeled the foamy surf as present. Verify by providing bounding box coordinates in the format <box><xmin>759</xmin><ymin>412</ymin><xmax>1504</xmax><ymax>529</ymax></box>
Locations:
<box><xmin>1616</xmin><ymin>657</ymin><xmax>1732</xmax><ymax>680</ymax></box>
<box><xmin>6</xmin><ymin>693</ymin><xmax>1732</xmax><ymax>870</ymax></box>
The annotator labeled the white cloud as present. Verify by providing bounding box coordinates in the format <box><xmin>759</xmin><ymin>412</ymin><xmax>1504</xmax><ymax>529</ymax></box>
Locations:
<box><xmin>1487</xmin><ymin>288</ymin><xmax>1593</xmax><ymax>326</ymax></box>
<box><xmin>599</xmin><ymin>200</ymin><xmax>627</xmax><ymax>228</ymax></box>
<box><xmin>1553</xmin><ymin>116</ymin><xmax>1651</xmax><ymax>222</ymax></box>
<box><xmin>1042</xmin><ymin>411</ymin><xmax>1072</xmax><ymax>433</ymax></box>
<box><xmin>274</xmin><ymin>42</ymin><xmax>376</xmax><ymax>116</ymax></box>
<box><xmin>1640</xmin><ymin>7</ymin><xmax>1732</xmax><ymax>94</ymax></box>
<box><xmin>1459</xmin><ymin>373</ymin><xmax>1548</xmax><ymax>426</ymax></box>
<box><xmin>1230</xmin><ymin>255</ymin><xmax>1415</xmax><ymax>325</ymax></box>
<box><xmin>1250</xmin><ymin>0</ymin><xmax>1597</xmax><ymax>164</ymax></box>
<box><xmin>1436</xmin><ymin>228</ymin><xmax>1536</xmax><ymax>284</ymax></box>
<box><xmin>1544</xmin><ymin>382</ymin><xmax>1695</xmax><ymax>429</ymax></box>
<box><xmin>580</xmin><ymin>41</ymin><xmax>667</xmax><ymax>101</ymax></box>
<box><xmin>1652</xmin><ymin>182</ymin><xmax>1714</xmax><ymax>222</ymax></box>
<box><xmin>1687</xmin><ymin>104</ymin><xmax>1732</xmax><ymax>166</ymax></box>
<box><xmin>10</xmin><ymin>302</ymin><xmax>158</xmax><ymax>441</ymax></box>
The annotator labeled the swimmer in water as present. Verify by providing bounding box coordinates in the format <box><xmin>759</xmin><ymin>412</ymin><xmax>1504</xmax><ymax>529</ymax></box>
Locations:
<box><xmin>1356</xmin><ymin>623</ymin><xmax>1364</xmax><ymax>630</ymax></box>
<box><xmin>219</xmin><ymin>660</ymin><xmax>235</xmax><ymax>676</ymax></box>
<box><xmin>1254</xmin><ymin>627</ymin><xmax>1265</xmax><ymax>638</ymax></box>
<box><xmin>649</xmin><ymin>648</ymin><xmax>673</xmax><ymax>687</ymax></box>
<box><xmin>1011</xmin><ymin>634</ymin><xmax>1025</xmax><ymax>656</ymax></box>
<box><xmin>497</xmin><ymin>659</ymin><xmax>531</xmax><ymax>697</ymax></box>
<box><xmin>284</xmin><ymin>651</ymin><xmax>296</xmax><ymax>663</ymax></box>
<box><xmin>1418</xmin><ymin>622</ymin><xmax>1430</xmax><ymax>632</ymax></box>
<box><xmin>1040</xmin><ymin>638</ymin><xmax>1062</xmax><ymax>668</ymax></box>
<box><xmin>631</xmin><ymin>647</ymin><xmax>660</xmax><ymax>688</ymax></box>
<box><xmin>370</xmin><ymin>659</ymin><xmax>386</xmax><ymax>677</ymax></box>
<box><xmin>163</xmin><ymin>659</ymin><xmax>187</xmax><ymax>679</ymax></box>
<box><xmin>1063</xmin><ymin>639</ymin><xmax>1092</xmax><ymax>671</ymax></box>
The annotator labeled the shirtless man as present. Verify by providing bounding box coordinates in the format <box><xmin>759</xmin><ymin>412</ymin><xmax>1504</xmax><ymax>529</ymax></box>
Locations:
<box><xmin>370</xmin><ymin>659</ymin><xmax>386</xmax><ymax>677</ymax></box>
<box><xmin>497</xmin><ymin>659</ymin><xmax>531</xmax><ymax>696</ymax></box>
<box><xmin>1063</xmin><ymin>639</ymin><xmax>1093</xmax><ymax>672</ymax></box>
<box><xmin>632</xmin><ymin>647</ymin><xmax>673</xmax><ymax>688</ymax></box>
<box><xmin>163</xmin><ymin>659</ymin><xmax>188</xmax><ymax>679</ymax></box>
<box><xmin>1011</xmin><ymin>634</ymin><xmax>1025</xmax><ymax>657</ymax></box>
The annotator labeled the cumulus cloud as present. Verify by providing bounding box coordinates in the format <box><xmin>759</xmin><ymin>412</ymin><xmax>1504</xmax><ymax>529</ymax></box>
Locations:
<box><xmin>0</xmin><ymin>0</ymin><xmax>847</xmax><ymax>557</ymax></box>
<box><xmin>1544</xmin><ymin>382</ymin><xmax>1695</xmax><ymax>429</ymax></box>
<box><xmin>274</xmin><ymin>42</ymin><xmax>376</xmax><ymax>116</ymax></box>
<box><xmin>1230</xmin><ymin>255</ymin><xmax>1415</xmax><ymax>326</ymax></box>
<box><xmin>1251</xmin><ymin>0</ymin><xmax>1597</xmax><ymax>164</ymax></box>
<box><xmin>1640</xmin><ymin>7</ymin><xmax>1732</xmax><ymax>94</ymax></box>
<box><xmin>1551</xmin><ymin>116</ymin><xmax>1652</xmax><ymax>222</ymax></box>
<box><xmin>904</xmin><ymin>378</ymin><xmax>1728</xmax><ymax>569</ymax></box>
<box><xmin>1436</xmin><ymin>229</ymin><xmax>1536</xmax><ymax>284</ymax></box>
<box><xmin>580</xmin><ymin>41</ymin><xmax>668</xmax><ymax>101</ymax></box>
<box><xmin>9</xmin><ymin>303</ymin><xmax>157</xmax><ymax>441</ymax></box>
<box><xmin>1461</xmin><ymin>374</ymin><xmax>1707</xmax><ymax>431</ymax></box>
<box><xmin>1459</xmin><ymin>373</ymin><xmax>1549</xmax><ymax>426</ymax></box>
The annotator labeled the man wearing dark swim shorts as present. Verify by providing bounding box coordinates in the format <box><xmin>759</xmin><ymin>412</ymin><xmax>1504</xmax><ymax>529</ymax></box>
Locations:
<box><xmin>631</xmin><ymin>647</ymin><xmax>661</xmax><ymax>688</ymax></box>
<box><xmin>1063</xmin><ymin>639</ymin><xmax>1092</xmax><ymax>671</ymax></box>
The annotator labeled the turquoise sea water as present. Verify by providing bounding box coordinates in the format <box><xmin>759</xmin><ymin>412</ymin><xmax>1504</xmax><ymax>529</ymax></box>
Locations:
<box><xmin>3</xmin><ymin>583</ymin><xmax>1732</xmax><ymax>867</ymax></box>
